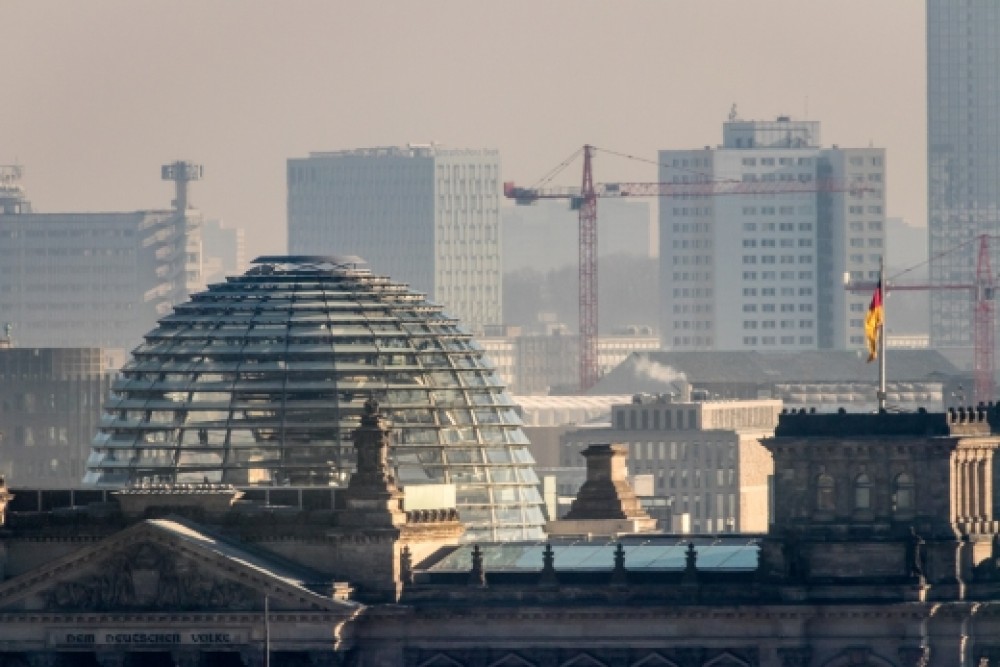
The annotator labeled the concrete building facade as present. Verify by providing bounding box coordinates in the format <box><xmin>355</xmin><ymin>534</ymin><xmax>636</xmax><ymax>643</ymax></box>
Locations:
<box><xmin>660</xmin><ymin>116</ymin><xmax>886</xmax><ymax>352</ymax></box>
<box><xmin>560</xmin><ymin>392</ymin><xmax>782</xmax><ymax>533</ymax></box>
<box><xmin>0</xmin><ymin>347</ymin><xmax>121</xmax><ymax>488</ymax></box>
<box><xmin>479</xmin><ymin>329</ymin><xmax>659</xmax><ymax>395</ymax></box>
<box><xmin>0</xmin><ymin>166</ymin><xmax>204</xmax><ymax>351</ymax></box>
<box><xmin>927</xmin><ymin>0</ymin><xmax>1000</xmax><ymax>354</ymax></box>
<box><xmin>287</xmin><ymin>145</ymin><xmax>502</xmax><ymax>334</ymax></box>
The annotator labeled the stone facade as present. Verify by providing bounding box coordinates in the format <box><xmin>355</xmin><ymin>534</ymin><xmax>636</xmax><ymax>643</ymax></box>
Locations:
<box><xmin>6</xmin><ymin>409</ymin><xmax>1000</xmax><ymax>665</ymax></box>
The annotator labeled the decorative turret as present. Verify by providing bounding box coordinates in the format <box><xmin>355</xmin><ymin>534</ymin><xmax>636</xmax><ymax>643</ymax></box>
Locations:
<box><xmin>547</xmin><ymin>443</ymin><xmax>657</xmax><ymax>537</ymax></box>
<box><xmin>339</xmin><ymin>397</ymin><xmax>406</xmax><ymax>528</ymax></box>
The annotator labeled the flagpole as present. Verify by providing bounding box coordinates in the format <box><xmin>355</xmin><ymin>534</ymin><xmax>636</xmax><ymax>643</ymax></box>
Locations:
<box><xmin>264</xmin><ymin>594</ymin><xmax>271</xmax><ymax>667</ymax></box>
<box><xmin>878</xmin><ymin>255</ymin><xmax>887</xmax><ymax>412</ymax></box>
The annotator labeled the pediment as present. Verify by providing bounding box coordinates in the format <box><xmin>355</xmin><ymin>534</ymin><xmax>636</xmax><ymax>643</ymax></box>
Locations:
<box><xmin>0</xmin><ymin>518</ymin><xmax>358</xmax><ymax>615</ymax></box>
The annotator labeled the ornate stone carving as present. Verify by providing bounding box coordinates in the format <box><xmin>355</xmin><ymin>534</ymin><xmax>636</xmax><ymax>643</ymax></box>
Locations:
<box><xmin>611</xmin><ymin>542</ymin><xmax>627</xmax><ymax>586</ymax></box>
<box><xmin>468</xmin><ymin>544</ymin><xmax>486</xmax><ymax>588</ymax></box>
<box><xmin>539</xmin><ymin>543</ymin><xmax>558</xmax><ymax>587</ymax></box>
<box><xmin>43</xmin><ymin>540</ymin><xmax>259</xmax><ymax>612</ymax></box>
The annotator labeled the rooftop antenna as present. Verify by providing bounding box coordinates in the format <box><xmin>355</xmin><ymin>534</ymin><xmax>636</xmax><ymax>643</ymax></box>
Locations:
<box><xmin>161</xmin><ymin>161</ymin><xmax>203</xmax><ymax>216</ymax></box>
<box><xmin>728</xmin><ymin>103</ymin><xmax>738</xmax><ymax>122</ymax></box>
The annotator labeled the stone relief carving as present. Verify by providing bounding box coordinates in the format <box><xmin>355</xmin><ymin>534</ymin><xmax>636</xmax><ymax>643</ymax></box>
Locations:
<box><xmin>43</xmin><ymin>541</ymin><xmax>259</xmax><ymax>612</ymax></box>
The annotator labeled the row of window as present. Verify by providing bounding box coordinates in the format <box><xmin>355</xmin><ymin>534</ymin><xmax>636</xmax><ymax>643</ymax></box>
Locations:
<box><xmin>743</xmin><ymin>255</ymin><xmax>815</xmax><ymax>265</ymax></box>
<box><xmin>741</xmin><ymin>157</ymin><xmax>813</xmax><ymax>167</ymax></box>
<box><xmin>743</xmin><ymin>303</ymin><xmax>813</xmax><ymax>313</ymax></box>
<box><xmin>743</xmin><ymin>320</ymin><xmax>813</xmax><ymax>330</ymax></box>
<box><xmin>742</xmin><ymin>206</ymin><xmax>815</xmax><ymax>217</ymax></box>
<box><xmin>743</xmin><ymin>239</ymin><xmax>813</xmax><ymax>248</ymax></box>
<box><xmin>743</xmin><ymin>222</ymin><xmax>813</xmax><ymax>232</ymax></box>
<box><xmin>742</xmin><ymin>288</ymin><xmax>815</xmax><ymax>299</ymax></box>
<box><xmin>741</xmin><ymin>271</ymin><xmax>814</xmax><ymax>281</ymax></box>
<box><xmin>743</xmin><ymin>336</ymin><xmax>814</xmax><ymax>345</ymax></box>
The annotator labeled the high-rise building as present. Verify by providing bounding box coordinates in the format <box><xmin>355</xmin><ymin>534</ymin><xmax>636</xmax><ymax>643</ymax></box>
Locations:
<box><xmin>287</xmin><ymin>145</ymin><xmax>502</xmax><ymax>334</ymax></box>
<box><xmin>200</xmin><ymin>218</ymin><xmax>247</xmax><ymax>285</ymax></box>
<box><xmin>927</xmin><ymin>1</ymin><xmax>1000</xmax><ymax>353</ymax></box>
<box><xmin>0</xmin><ymin>165</ymin><xmax>203</xmax><ymax>351</ymax></box>
<box><xmin>0</xmin><ymin>346</ymin><xmax>122</xmax><ymax>487</ymax></box>
<box><xmin>659</xmin><ymin>117</ymin><xmax>886</xmax><ymax>352</ymax></box>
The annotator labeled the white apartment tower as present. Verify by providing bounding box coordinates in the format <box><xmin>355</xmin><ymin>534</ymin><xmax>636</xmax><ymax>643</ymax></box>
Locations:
<box><xmin>660</xmin><ymin>117</ymin><xmax>886</xmax><ymax>352</ymax></box>
<box><xmin>287</xmin><ymin>145</ymin><xmax>503</xmax><ymax>334</ymax></box>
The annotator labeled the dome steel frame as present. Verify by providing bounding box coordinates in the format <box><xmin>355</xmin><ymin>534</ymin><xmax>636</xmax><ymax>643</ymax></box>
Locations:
<box><xmin>85</xmin><ymin>256</ymin><xmax>545</xmax><ymax>541</ymax></box>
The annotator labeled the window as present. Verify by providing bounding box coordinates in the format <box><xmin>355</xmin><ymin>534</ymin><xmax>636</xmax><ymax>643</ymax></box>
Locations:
<box><xmin>817</xmin><ymin>473</ymin><xmax>835</xmax><ymax>511</ymax></box>
<box><xmin>854</xmin><ymin>473</ymin><xmax>872</xmax><ymax>510</ymax></box>
<box><xmin>894</xmin><ymin>473</ymin><xmax>914</xmax><ymax>513</ymax></box>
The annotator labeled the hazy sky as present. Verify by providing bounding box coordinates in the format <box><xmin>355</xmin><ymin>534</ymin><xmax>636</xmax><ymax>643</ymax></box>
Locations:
<box><xmin>2</xmin><ymin>1</ymin><xmax>925</xmax><ymax>260</ymax></box>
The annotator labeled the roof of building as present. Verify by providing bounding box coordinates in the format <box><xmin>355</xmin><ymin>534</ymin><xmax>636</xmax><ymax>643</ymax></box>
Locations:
<box><xmin>422</xmin><ymin>536</ymin><xmax>760</xmax><ymax>573</ymax></box>
<box><xmin>592</xmin><ymin>350</ymin><xmax>960</xmax><ymax>394</ymax></box>
<box><xmin>84</xmin><ymin>256</ymin><xmax>546</xmax><ymax>542</ymax></box>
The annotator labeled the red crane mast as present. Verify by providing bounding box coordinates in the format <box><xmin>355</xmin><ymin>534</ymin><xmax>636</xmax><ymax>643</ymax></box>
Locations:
<box><xmin>506</xmin><ymin>145</ymin><xmax>870</xmax><ymax>392</ymax></box>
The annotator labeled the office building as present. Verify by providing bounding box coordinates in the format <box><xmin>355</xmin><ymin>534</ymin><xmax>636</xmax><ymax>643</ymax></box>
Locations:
<box><xmin>660</xmin><ymin>116</ymin><xmax>886</xmax><ymax>352</ymax></box>
<box><xmin>0</xmin><ymin>346</ymin><xmax>122</xmax><ymax>487</ymax></box>
<box><xmin>287</xmin><ymin>145</ymin><xmax>502</xmax><ymax>334</ymax></box>
<box><xmin>200</xmin><ymin>218</ymin><xmax>247</xmax><ymax>286</ymax></box>
<box><xmin>0</xmin><ymin>164</ymin><xmax>203</xmax><ymax>351</ymax></box>
<box><xmin>479</xmin><ymin>327</ymin><xmax>659</xmax><ymax>395</ymax></box>
<box><xmin>560</xmin><ymin>390</ymin><xmax>782</xmax><ymax>533</ymax></box>
<box><xmin>927</xmin><ymin>1</ymin><xmax>1000</xmax><ymax>355</ymax></box>
<box><xmin>84</xmin><ymin>256</ymin><xmax>546</xmax><ymax>542</ymax></box>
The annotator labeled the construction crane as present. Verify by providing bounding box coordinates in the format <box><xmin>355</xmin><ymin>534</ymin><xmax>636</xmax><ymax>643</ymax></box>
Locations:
<box><xmin>845</xmin><ymin>234</ymin><xmax>996</xmax><ymax>405</ymax></box>
<box><xmin>505</xmin><ymin>145</ymin><xmax>870</xmax><ymax>391</ymax></box>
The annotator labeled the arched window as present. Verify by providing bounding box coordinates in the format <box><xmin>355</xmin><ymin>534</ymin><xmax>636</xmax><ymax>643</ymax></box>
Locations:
<box><xmin>817</xmin><ymin>472</ymin><xmax>835</xmax><ymax>511</ymax></box>
<box><xmin>854</xmin><ymin>473</ymin><xmax>872</xmax><ymax>510</ymax></box>
<box><xmin>894</xmin><ymin>472</ymin><xmax>914</xmax><ymax>512</ymax></box>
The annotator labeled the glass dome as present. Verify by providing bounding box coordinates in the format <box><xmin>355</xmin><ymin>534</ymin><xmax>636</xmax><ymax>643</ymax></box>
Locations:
<box><xmin>85</xmin><ymin>256</ymin><xmax>545</xmax><ymax>541</ymax></box>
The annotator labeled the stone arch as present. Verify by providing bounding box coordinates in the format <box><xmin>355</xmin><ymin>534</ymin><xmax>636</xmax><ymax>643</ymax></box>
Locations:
<box><xmin>488</xmin><ymin>655</ymin><xmax>536</xmax><ymax>667</ymax></box>
<box><xmin>631</xmin><ymin>654</ymin><xmax>679</xmax><ymax>667</ymax></box>
<box><xmin>704</xmin><ymin>652</ymin><xmax>751</xmax><ymax>667</ymax></box>
<box><xmin>418</xmin><ymin>654</ymin><xmax>466</xmax><ymax>667</ymax></box>
<box><xmin>559</xmin><ymin>654</ymin><xmax>607</xmax><ymax>667</ymax></box>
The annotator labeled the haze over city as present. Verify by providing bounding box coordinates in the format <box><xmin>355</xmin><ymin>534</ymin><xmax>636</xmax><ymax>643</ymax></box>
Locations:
<box><xmin>2</xmin><ymin>1</ymin><xmax>925</xmax><ymax>260</ymax></box>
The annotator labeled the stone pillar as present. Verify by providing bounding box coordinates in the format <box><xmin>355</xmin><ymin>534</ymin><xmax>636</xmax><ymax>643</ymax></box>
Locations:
<box><xmin>0</xmin><ymin>476</ymin><xmax>12</xmax><ymax>528</ymax></box>
<box><xmin>985</xmin><ymin>452</ymin><xmax>995</xmax><ymax>525</ymax></box>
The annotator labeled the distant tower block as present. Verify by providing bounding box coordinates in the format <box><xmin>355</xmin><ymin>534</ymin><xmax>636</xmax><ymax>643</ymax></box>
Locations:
<box><xmin>161</xmin><ymin>161</ymin><xmax>203</xmax><ymax>215</ymax></box>
<box><xmin>0</xmin><ymin>165</ymin><xmax>27</xmax><ymax>215</ymax></box>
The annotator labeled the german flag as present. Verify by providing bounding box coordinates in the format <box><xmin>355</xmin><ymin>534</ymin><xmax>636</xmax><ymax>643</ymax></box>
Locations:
<box><xmin>864</xmin><ymin>280</ymin><xmax>883</xmax><ymax>363</ymax></box>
